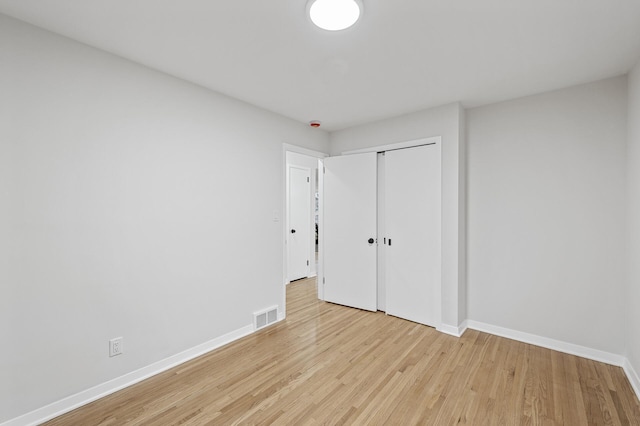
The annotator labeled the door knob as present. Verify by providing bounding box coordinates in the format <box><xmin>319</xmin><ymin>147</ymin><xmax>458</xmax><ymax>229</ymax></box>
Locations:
<box><xmin>368</xmin><ymin>238</ymin><xmax>374</xmax><ymax>244</ymax></box>
<box><xmin>291</xmin><ymin>229</ymin><xmax>296</xmax><ymax>233</ymax></box>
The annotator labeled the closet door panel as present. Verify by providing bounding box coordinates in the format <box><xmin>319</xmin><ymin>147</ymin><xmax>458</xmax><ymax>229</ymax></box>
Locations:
<box><xmin>323</xmin><ymin>153</ymin><xmax>378</xmax><ymax>311</ymax></box>
<box><xmin>385</xmin><ymin>145</ymin><xmax>441</xmax><ymax>327</ymax></box>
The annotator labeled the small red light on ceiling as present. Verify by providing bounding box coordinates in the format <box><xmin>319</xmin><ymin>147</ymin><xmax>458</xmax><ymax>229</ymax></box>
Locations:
<box><xmin>309</xmin><ymin>120</ymin><xmax>321</xmax><ymax>128</ymax></box>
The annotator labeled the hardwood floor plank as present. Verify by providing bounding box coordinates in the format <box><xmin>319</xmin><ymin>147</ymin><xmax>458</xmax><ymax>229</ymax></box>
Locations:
<box><xmin>44</xmin><ymin>278</ymin><xmax>640</xmax><ymax>425</ymax></box>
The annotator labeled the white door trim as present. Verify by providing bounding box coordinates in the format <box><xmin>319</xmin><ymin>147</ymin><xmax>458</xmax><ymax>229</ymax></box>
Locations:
<box><xmin>341</xmin><ymin>136</ymin><xmax>441</xmax><ymax>155</ymax></box>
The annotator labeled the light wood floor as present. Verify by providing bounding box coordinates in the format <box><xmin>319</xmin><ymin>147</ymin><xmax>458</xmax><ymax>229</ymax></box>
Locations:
<box><xmin>46</xmin><ymin>278</ymin><xmax>640</xmax><ymax>425</ymax></box>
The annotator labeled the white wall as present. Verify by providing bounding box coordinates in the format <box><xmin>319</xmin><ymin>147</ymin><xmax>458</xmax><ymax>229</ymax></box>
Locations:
<box><xmin>0</xmin><ymin>14</ymin><xmax>329</xmax><ymax>423</ymax></box>
<box><xmin>627</xmin><ymin>61</ymin><xmax>640</xmax><ymax>380</ymax></box>
<box><xmin>467</xmin><ymin>76</ymin><xmax>628</xmax><ymax>354</ymax></box>
<box><xmin>285</xmin><ymin>151</ymin><xmax>320</xmax><ymax>278</ymax></box>
<box><xmin>329</xmin><ymin>103</ymin><xmax>467</xmax><ymax>331</ymax></box>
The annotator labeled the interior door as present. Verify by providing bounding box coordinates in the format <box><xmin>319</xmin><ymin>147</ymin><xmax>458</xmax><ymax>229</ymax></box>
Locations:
<box><xmin>323</xmin><ymin>152</ymin><xmax>377</xmax><ymax>311</ymax></box>
<box><xmin>385</xmin><ymin>144</ymin><xmax>441</xmax><ymax>327</ymax></box>
<box><xmin>288</xmin><ymin>166</ymin><xmax>311</xmax><ymax>281</ymax></box>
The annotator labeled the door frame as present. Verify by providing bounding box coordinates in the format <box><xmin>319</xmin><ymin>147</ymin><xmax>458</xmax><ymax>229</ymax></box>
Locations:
<box><xmin>282</xmin><ymin>144</ymin><xmax>327</xmax><ymax>319</ymax></box>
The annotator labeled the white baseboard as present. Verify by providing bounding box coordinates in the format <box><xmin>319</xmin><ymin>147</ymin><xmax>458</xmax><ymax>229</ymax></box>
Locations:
<box><xmin>444</xmin><ymin>320</ymin><xmax>639</xmax><ymax>402</ymax></box>
<box><xmin>466</xmin><ymin>320</ymin><xmax>625</xmax><ymax>367</ymax></box>
<box><xmin>4</xmin><ymin>316</ymin><xmax>637</xmax><ymax>426</ymax></box>
<box><xmin>623</xmin><ymin>358</ymin><xmax>640</xmax><ymax>401</ymax></box>
<box><xmin>437</xmin><ymin>320</ymin><xmax>468</xmax><ymax>337</ymax></box>
<box><xmin>1</xmin><ymin>324</ymin><xmax>255</xmax><ymax>426</ymax></box>
<box><xmin>437</xmin><ymin>324</ymin><xmax>459</xmax><ymax>336</ymax></box>
<box><xmin>459</xmin><ymin>320</ymin><xmax>469</xmax><ymax>336</ymax></box>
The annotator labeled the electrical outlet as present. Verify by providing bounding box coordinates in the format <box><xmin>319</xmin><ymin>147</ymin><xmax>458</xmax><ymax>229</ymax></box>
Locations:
<box><xmin>109</xmin><ymin>337</ymin><xmax>123</xmax><ymax>357</ymax></box>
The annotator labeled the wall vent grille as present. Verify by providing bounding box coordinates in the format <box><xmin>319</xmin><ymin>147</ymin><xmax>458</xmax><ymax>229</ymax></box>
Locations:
<box><xmin>254</xmin><ymin>306</ymin><xmax>279</xmax><ymax>331</ymax></box>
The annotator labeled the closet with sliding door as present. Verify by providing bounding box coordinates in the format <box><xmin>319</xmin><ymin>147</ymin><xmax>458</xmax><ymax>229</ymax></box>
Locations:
<box><xmin>320</xmin><ymin>139</ymin><xmax>441</xmax><ymax>328</ymax></box>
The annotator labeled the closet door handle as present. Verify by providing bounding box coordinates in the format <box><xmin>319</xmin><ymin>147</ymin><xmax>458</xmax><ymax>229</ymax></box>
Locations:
<box><xmin>291</xmin><ymin>229</ymin><xmax>296</xmax><ymax>234</ymax></box>
<box><xmin>368</xmin><ymin>238</ymin><xmax>375</xmax><ymax>244</ymax></box>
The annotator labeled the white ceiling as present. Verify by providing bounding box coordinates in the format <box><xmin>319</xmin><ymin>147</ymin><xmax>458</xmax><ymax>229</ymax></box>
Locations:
<box><xmin>1</xmin><ymin>0</ymin><xmax>640</xmax><ymax>131</ymax></box>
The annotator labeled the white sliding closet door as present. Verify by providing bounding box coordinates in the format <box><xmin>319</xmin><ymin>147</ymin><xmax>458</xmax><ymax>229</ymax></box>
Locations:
<box><xmin>323</xmin><ymin>153</ymin><xmax>377</xmax><ymax>311</ymax></box>
<box><xmin>385</xmin><ymin>144</ymin><xmax>441</xmax><ymax>327</ymax></box>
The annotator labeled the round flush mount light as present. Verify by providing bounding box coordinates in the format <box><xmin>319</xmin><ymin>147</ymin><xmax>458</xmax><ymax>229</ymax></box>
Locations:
<box><xmin>307</xmin><ymin>0</ymin><xmax>363</xmax><ymax>31</ymax></box>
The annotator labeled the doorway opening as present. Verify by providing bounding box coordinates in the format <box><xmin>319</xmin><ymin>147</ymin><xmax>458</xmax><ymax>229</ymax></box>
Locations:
<box><xmin>282</xmin><ymin>144</ymin><xmax>327</xmax><ymax>319</ymax></box>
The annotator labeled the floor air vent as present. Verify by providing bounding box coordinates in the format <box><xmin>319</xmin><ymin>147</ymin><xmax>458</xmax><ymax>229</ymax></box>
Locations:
<box><xmin>254</xmin><ymin>306</ymin><xmax>278</xmax><ymax>330</ymax></box>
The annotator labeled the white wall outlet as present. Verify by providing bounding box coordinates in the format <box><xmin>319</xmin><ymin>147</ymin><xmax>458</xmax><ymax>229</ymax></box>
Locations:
<box><xmin>109</xmin><ymin>337</ymin><xmax>123</xmax><ymax>357</ymax></box>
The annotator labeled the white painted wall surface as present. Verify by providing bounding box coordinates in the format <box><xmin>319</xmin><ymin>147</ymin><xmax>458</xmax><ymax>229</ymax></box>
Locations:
<box><xmin>467</xmin><ymin>76</ymin><xmax>627</xmax><ymax>354</ymax></box>
<box><xmin>627</xmin><ymin>61</ymin><xmax>640</xmax><ymax>380</ymax></box>
<box><xmin>0</xmin><ymin>15</ymin><xmax>329</xmax><ymax>423</ymax></box>
<box><xmin>329</xmin><ymin>103</ymin><xmax>466</xmax><ymax>331</ymax></box>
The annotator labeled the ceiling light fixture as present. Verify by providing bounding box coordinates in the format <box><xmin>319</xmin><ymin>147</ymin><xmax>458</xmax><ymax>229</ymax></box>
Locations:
<box><xmin>308</xmin><ymin>0</ymin><xmax>363</xmax><ymax>31</ymax></box>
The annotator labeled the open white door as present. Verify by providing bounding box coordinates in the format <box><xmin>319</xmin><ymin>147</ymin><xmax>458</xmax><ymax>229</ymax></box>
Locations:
<box><xmin>385</xmin><ymin>144</ymin><xmax>441</xmax><ymax>327</ymax></box>
<box><xmin>288</xmin><ymin>166</ymin><xmax>311</xmax><ymax>282</ymax></box>
<box><xmin>323</xmin><ymin>152</ymin><xmax>377</xmax><ymax>311</ymax></box>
